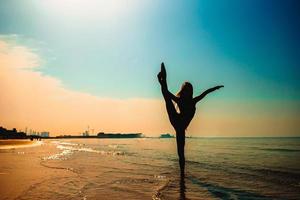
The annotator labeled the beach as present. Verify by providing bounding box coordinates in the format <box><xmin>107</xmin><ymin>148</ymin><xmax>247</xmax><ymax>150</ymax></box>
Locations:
<box><xmin>0</xmin><ymin>138</ymin><xmax>300</xmax><ymax>200</ymax></box>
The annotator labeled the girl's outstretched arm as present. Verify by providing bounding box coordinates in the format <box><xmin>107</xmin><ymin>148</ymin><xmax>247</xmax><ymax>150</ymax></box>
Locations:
<box><xmin>193</xmin><ymin>85</ymin><xmax>224</xmax><ymax>104</ymax></box>
<box><xmin>157</xmin><ymin>62</ymin><xmax>179</xmax><ymax>103</ymax></box>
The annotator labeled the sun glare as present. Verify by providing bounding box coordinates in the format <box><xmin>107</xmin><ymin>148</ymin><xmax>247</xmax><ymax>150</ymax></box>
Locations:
<box><xmin>40</xmin><ymin>0</ymin><xmax>136</xmax><ymax>21</ymax></box>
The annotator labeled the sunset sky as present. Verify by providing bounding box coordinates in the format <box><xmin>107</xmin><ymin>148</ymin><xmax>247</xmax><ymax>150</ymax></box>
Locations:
<box><xmin>0</xmin><ymin>0</ymin><xmax>299</xmax><ymax>136</ymax></box>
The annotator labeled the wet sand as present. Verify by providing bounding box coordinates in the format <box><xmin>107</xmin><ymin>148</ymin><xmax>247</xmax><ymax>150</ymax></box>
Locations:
<box><xmin>0</xmin><ymin>141</ymin><xmax>68</xmax><ymax>200</ymax></box>
<box><xmin>0</xmin><ymin>140</ymin><xmax>118</xmax><ymax>200</ymax></box>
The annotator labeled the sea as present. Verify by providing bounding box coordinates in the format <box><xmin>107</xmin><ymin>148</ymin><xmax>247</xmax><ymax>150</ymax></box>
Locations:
<box><xmin>1</xmin><ymin>137</ymin><xmax>300</xmax><ymax>200</ymax></box>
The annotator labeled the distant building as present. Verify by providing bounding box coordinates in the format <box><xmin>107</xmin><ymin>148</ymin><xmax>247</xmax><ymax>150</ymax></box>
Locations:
<box><xmin>82</xmin><ymin>131</ymin><xmax>89</xmax><ymax>137</ymax></box>
<box><xmin>40</xmin><ymin>132</ymin><xmax>50</xmax><ymax>137</ymax></box>
<box><xmin>97</xmin><ymin>132</ymin><xmax>142</xmax><ymax>138</ymax></box>
<box><xmin>160</xmin><ymin>133</ymin><xmax>175</xmax><ymax>138</ymax></box>
<box><xmin>0</xmin><ymin>127</ymin><xmax>26</xmax><ymax>139</ymax></box>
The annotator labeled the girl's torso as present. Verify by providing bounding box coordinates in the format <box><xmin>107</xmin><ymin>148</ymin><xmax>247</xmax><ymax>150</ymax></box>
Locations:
<box><xmin>177</xmin><ymin>98</ymin><xmax>196</xmax><ymax>129</ymax></box>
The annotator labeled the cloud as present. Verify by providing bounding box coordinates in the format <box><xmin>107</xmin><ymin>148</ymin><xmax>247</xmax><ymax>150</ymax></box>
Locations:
<box><xmin>0</xmin><ymin>36</ymin><xmax>299</xmax><ymax>136</ymax></box>
<box><xmin>0</xmin><ymin>37</ymin><xmax>170</xmax><ymax>135</ymax></box>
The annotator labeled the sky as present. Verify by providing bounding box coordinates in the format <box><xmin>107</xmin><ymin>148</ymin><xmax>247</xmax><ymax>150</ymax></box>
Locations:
<box><xmin>0</xmin><ymin>0</ymin><xmax>299</xmax><ymax>136</ymax></box>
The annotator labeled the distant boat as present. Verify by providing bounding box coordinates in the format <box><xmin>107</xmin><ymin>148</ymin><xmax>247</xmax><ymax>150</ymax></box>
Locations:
<box><xmin>97</xmin><ymin>132</ymin><xmax>142</xmax><ymax>138</ymax></box>
<box><xmin>159</xmin><ymin>133</ymin><xmax>175</xmax><ymax>138</ymax></box>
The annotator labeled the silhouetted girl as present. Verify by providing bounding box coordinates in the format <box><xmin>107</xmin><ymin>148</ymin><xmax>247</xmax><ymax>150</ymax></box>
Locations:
<box><xmin>157</xmin><ymin>62</ymin><xmax>223</xmax><ymax>175</ymax></box>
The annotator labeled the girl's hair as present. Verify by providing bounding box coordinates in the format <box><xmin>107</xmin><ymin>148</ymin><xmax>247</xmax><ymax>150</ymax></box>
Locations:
<box><xmin>176</xmin><ymin>82</ymin><xmax>193</xmax><ymax>99</ymax></box>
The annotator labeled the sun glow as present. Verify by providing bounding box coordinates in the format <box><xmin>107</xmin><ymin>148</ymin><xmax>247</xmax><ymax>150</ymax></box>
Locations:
<box><xmin>40</xmin><ymin>0</ymin><xmax>137</xmax><ymax>21</ymax></box>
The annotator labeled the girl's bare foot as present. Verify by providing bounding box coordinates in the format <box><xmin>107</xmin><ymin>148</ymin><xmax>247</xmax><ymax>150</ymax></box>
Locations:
<box><xmin>157</xmin><ymin>62</ymin><xmax>167</xmax><ymax>84</ymax></box>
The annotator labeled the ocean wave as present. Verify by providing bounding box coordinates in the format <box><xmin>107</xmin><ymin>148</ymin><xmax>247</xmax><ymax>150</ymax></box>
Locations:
<box><xmin>258</xmin><ymin>148</ymin><xmax>300</xmax><ymax>152</ymax></box>
<box><xmin>40</xmin><ymin>160</ymin><xmax>76</xmax><ymax>173</ymax></box>
<box><xmin>185</xmin><ymin>159</ymin><xmax>300</xmax><ymax>189</ymax></box>
<box><xmin>56</xmin><ymin>141</ymin><xmax>79</xmax><ymax>146</ymax></box>
<box><xmin>44</xmin><ymin>141</ymin><xmax>125</xmax><ymax>161</ymax></box>
<box><xmin>188</xmin><ymin>176</ymin><xmax>272</xmax><ymax>200</ymax></box>
<box><xmin>42</xmin><ymin>148</ymin><xmax>73</xmax><ymax>161</ymax></box>
<box><xmin>108</xmin><ymin>144</ymin><xmax>119</xmax><ymax>149</ymax></box>
<box><xmin>152</xmin><ymin>180</ymin><xmax>169</xmax><ymax>200</ymax></box>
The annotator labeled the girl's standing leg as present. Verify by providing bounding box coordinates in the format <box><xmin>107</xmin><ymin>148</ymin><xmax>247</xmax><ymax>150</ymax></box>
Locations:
<box><xmin>176</xmin><ymin>130</ymin><xmax>185</xmax><ymax>175</ymax></box>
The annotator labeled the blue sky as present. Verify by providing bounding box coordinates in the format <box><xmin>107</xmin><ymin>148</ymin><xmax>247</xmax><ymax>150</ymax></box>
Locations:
<box><xmin>1</xmin><ymin>0</ymin><xmax>300</xmax><ymax>136</ymax></box>
<box><xmin>0</xmin><ymin>0</ymin><xmax>299</xmax><ymax>100</ymax></box>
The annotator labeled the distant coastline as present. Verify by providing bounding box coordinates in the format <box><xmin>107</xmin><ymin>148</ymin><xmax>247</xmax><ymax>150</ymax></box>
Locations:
<box><xmin>0</xmin><ymin>126</ymin><xmax>144</xmax><ymax>139</ymax></box>
<box><xmin>1</xmin><ymin>126</ymin><xmax>299</xmax><ymax>140</ymax></box>
<box><xmin>56</xmin><ymin>132</ymin><xmax>143</xmax><ymax>139</ymax></box>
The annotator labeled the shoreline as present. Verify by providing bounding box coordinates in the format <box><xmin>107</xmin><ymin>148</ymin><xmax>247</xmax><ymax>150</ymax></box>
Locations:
<box><xmin>0</xmin><ymin>139</ymin><xmax>43</xmax><ymax>150</ymax></box>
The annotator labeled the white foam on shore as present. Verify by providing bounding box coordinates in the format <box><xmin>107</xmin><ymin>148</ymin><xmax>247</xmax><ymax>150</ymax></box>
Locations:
<box><xmin>43</xmin><ymin>141</ymin><xmax>124</xmax><ymax>160</ymax></box>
